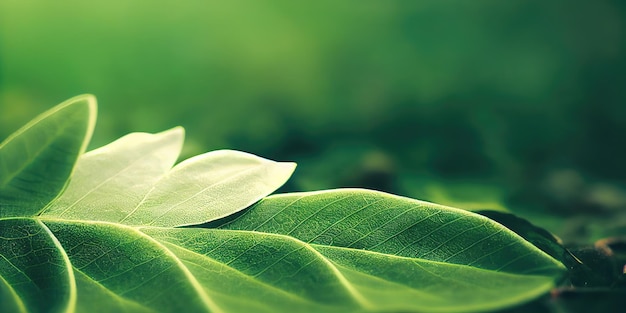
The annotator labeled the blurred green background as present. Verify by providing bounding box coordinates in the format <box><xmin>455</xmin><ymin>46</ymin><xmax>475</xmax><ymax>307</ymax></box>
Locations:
<box><xmin>1</xmin><ymin>1</ymin><xmax>624</xmax><ymax>242</ymax></box>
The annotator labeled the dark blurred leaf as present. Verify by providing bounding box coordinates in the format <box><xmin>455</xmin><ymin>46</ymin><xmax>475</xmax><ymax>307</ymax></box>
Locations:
<box><xmin>474</xmin><ymin>210</ymin><xmax>623</xmax><ymax>288</ymax></box>
<box><xmin>476</xmin><ymin>210</ymin><xmax>566</xmax><ymax>261</ymax></box>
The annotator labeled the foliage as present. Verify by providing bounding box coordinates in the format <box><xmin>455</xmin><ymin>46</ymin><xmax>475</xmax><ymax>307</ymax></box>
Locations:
<box><xmin>1</xmin><ymin>2</ymin><xmax>625</xmax><ymax>311</ymax></box>
<box><xmin>0</xmin><ymin>96</ymin><xmax>579</xmax><ymax>312</ymax></box>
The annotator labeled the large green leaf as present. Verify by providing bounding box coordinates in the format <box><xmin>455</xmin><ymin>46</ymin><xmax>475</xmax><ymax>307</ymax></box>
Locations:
<box><xmin>1</xmin><ymin>96</ymin><xmax>565</xmax><ymax>313</ymax></box>
<box><xmin>218</xmin><ymin>190</ymin><xmax>565</xmax><ymax>274</ymax></box>
<box><xmin>0</xmin><ymin>95</ymin><xmax>96</xmax><ymax>217</ymax></box>
<box><xmin>214</xmin><ymin>190</ymin><xmax>566</xmax><ymax>308</ymax></box>
<box><xmin>36</xmin><ymin>204</ymin><xmax>566</xmax><ymax>313</ymax></box>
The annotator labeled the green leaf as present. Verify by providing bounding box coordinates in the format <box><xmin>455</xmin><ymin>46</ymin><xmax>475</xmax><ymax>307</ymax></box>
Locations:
<box><xmin>212</xmin><ymin>189</ymin><xmax>566</xmax><ymax>310</ymax></box>
<box><xmin>41</xmin><ymin>132</ymin><xmax>296</xmax><ymax>227</ymax></box>
<box><xmin>116</xmin><ymin>149</ymin><xmax>295</xmax><ymax>227</ymax></box>
<box><xmin>0</xmin><ymin>95</ymin><xmax>96</xmax><ymax>217</ymax></box>
<box><xmin>219</xmin><ymin>190</ymin><xmax>563</xmax><ymax>274</ymax></box>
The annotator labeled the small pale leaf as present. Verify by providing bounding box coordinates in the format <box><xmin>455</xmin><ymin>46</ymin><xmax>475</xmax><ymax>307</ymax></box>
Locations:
<box><xmin>119</xmin><ymin>150</ymin><xmax>296</xmax><ymax>227</ymax></box>
<box><xmin>41</xmin><ymin>128</ymin><xmax>184</xmax><ymax>221</ymax></box>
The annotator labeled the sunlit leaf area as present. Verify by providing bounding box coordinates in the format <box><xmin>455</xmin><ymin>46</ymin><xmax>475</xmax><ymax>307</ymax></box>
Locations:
<box><xmin>0</xmin><ymin>1</ymin><xmax>625</xmax><ymax>312</ymax></box>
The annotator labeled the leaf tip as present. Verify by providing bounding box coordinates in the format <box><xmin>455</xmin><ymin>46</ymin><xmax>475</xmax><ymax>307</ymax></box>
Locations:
<box><xmin>159</xmin><ymin>126</ymin><xmax>185</xmax><ymax>141</ymax></box>
<box><xmin>60</xmin><ymin>94</ymin><xmax>97</xmax><ymax>113</ymax></box>
<box><xmin>61</xmin><ymin>94</ymin><xmax>97</xmax><ymax>154</ymax></box>
<box><xmin>280</xmin><ymin>161</ymin><xmax>297</xmax><ymax>174</ymax></box>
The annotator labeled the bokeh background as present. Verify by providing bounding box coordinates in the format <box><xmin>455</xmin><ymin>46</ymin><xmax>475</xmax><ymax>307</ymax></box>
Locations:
<box><xmin>1</xmin><ymin>1</ymin><xmax>624</xmax><ymax>243</ymax></box>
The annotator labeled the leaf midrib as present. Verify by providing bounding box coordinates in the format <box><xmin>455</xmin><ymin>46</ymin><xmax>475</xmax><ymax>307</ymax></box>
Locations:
<box><xmin>310</xmin><ymin>243</ymin><xmax>564</xmax><ymax>278</ymax></box>
<box><xmin>238</xmin><ymin>189</ymin><xmax>567</xmax><ymax>273</ymax></box>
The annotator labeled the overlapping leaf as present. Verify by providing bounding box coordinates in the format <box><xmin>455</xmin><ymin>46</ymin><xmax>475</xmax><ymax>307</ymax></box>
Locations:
<box><xmin>41</xmin><ymin>127</ymin><xmax>296</xmax><ymax>227</ymax></box>
<box><xmin>0</xmin><ymin>96</ymin><xmax>566</xmax><ymax>313</ymax></box>
<box><xmin>0</xmin><ymin>95</ymin><xmax>95</xmax><ymax>217</ymax></box>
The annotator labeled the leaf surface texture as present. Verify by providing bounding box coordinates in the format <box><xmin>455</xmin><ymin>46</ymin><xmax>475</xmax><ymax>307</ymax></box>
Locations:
<box><xmin>0</xmin><ymin>96</ymin><xmax>565</xmax><ymax>313</ymax></box>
